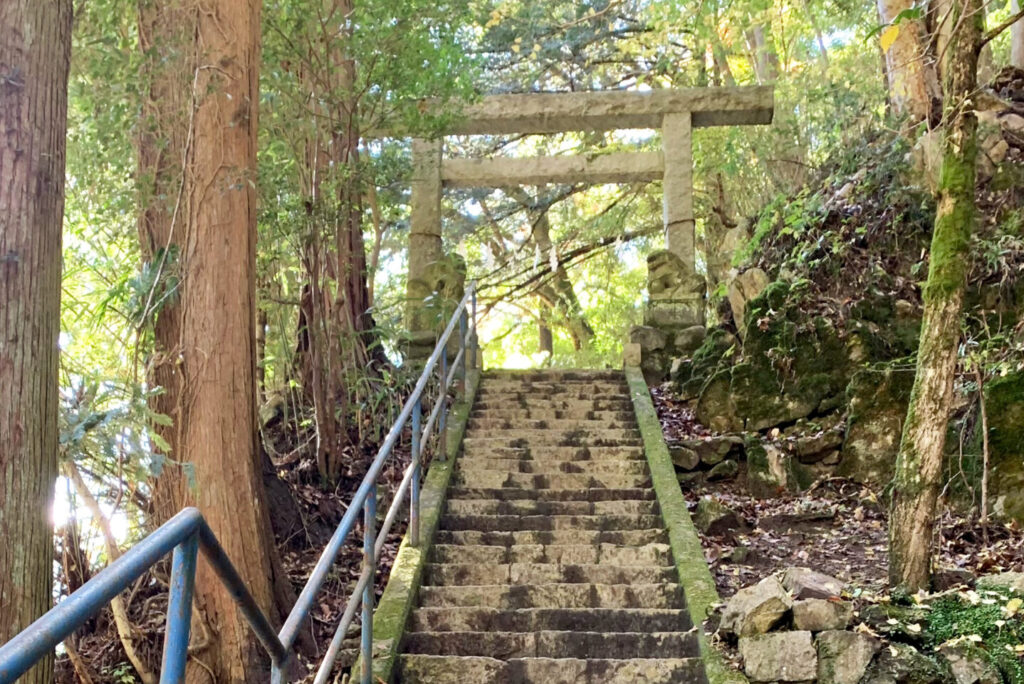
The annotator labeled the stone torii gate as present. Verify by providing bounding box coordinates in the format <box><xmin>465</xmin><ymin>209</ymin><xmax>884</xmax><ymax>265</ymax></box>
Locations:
<box><xmin>397</xmin><ymin>86</ymin><xmax>774</xmax><ymax>359</ymax></box>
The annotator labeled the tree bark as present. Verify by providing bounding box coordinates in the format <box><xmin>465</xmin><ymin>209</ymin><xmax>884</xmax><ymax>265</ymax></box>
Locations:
<box><xmin>877</xmin><ymin>0</ymin><xmax>941</xmax><ymax>124</ymax></box>
<box><xmin>889</xmin><ymin>0</ymin><xmax>982</xmax><ymax>593</ymax></box>
<box><xmin>139</xmin><ymin>0</ymin><xmax>290</xmax><ymax>679</ymax></box>
<box><xmin>0</xmin><ymin>2</ymin><xmax>72</xmax><ymax>681</ymax></box>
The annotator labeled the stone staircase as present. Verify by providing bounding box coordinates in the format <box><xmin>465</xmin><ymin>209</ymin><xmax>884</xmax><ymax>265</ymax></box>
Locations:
<box><xmin>396</xmin><ymin>369</ymin><xmax>708</xmax><ymax>683</ymax></box>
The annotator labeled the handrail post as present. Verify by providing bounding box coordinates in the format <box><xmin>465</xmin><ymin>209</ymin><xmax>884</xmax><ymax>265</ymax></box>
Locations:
<box><xmin>438</xmin><ymin>350</ymin><xmax>448</xmax><ymax>460</ymax></box>
<box><xmin>410</xmin><ymin>397</ymin><xmax>422</xmax><ymax>547</ymax></box>
<box><xmin>458</xmin><ymin>309</ymin><xmax>468</xmax><ymax>392</ymax></box>
<box><xmin>360</xmin><ymin>486</ymin><xmax>377</xmax><ymax>684</ymax></box>
<box><xmin>470</xmin><ymin>286</ymin><xmax>478</xmax><ymax>370</ymax></box>
<box><xmin>161</xmin><ymin>531</ymin><xmax>199</xmax><ymax>684</ymax></box>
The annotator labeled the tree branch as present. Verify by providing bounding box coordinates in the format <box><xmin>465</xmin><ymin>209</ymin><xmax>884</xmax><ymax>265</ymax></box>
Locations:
<box><xmin>981</xmin><ymin>8</ymin><xmax>1024</xmax><ymax>47</ymax></box>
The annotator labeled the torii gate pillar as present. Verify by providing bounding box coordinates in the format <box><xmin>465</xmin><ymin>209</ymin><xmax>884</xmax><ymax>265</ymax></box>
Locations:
<box><xmin>643</xmin><ymin>111</ymin><xmax>706</xmax><ymax>337</ymax></box>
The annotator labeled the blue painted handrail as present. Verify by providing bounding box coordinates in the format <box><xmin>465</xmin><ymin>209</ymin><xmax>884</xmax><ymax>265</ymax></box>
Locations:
<box><xmin>0</xmin><ymin>282</ymin><xmax>478</xmax><ymax>684</ymax></box>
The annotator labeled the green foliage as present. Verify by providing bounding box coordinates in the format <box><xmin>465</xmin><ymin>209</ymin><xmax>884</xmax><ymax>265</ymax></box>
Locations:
<box><xmin>927</xmin><ymin>590</ymin><xmax>1024</xmax><ymax>683</ymax></box>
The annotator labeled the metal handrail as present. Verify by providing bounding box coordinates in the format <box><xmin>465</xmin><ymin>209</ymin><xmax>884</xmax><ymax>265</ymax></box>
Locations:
<box><xmin>0</xmin><ymin>282</ymin><xmax>478</xmax><ymax>684</ymax></box>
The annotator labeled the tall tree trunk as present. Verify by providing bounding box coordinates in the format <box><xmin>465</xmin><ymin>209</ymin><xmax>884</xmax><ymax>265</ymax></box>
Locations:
<box><xmin>889</xmin><ymin>0</ymin><xmax>982</xmax><ymax>593</ymax></box>
<box><xmin>0</xmin><ymin>3</ymin><xmax>71</xmax><ymax>680</ymax></box>
<box><xmin>140</xmin><ymin>0</ymin><xmax>290</xmax><ymax>679</ymax></box>
<box><xmin>878</xmin><ymin>0</ymin><xmax>941</xmax><ymax>124</ymax></box>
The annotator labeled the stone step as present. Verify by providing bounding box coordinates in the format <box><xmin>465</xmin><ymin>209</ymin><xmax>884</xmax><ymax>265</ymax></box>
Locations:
<box><xmin>460</xmin><ymin>445</ymin><xmax>645</xmax><ymax>461</ymax></box>
<box><xmin>482</xmin><ymin>369</ymin><xmax>625</xmax><ymax>382</ymax></box>
<box><xmin>397</xmin><ymin>655</ymin><xmax>707</xmax><ymax>683</ymax></box>
<box><xmin>450</xmin><ymin>470</ymin><xmax>651</xmax><ymax>489</ymax></box>
<box><xmin>476</xmin><ymin>390</ymin><xmax>632</xmax><ymax>403</ymax></box>
<box><xmin>462</xmin><ymin>430</ymin><xmax>641</xmax><ymax>445</ymax></box>
<box><xmin>469</xmin><ymin>409</ymin><xmax>636</xmax><ymax>422</ymax></box>
<box><xmin>440</xmin><ymin>513</ymin><xmax>662</xmax><ymax>532</ymax></box>
<box><xmin>456</xmin><ymin>459</ymin><xmax>649</xmax><ymax>477</ymax></box>
<box><xmin>424</xmin><ymin>562</ymin><xmax>678</xmax><ymax>586</ymax></box>
<box><xmin>445</xmin><ymin>498</ymin><xmax>656</xmax><ymax>517</ymax></box>
<box><xmin>410</xmin><ymin>607</ymin><xmax>692</xmax><ymax>633</ymax></box>
<box><xmin>467</xmin><ymin>417</ymin><xmax>636</xmax><ymax>431</ymax></box>
<box><xmin>433</xmin><ymin>528</ymin><xmax>668</xmax><ymax>547</ymax></box>
<box><xmin>417</xmin><ymin>582</ymin><xmax>687</xmax><ymax>610</ymax></box>
<box><xmin>473</xmin><ymin>399</ymin><xmax>635</xmax><ymax>412</ymax></box>
<box><xmin>403</xmin><ymin>630</ymin><xmax>701</xmax><ymax>659</ymax></box>
<box><xmin>445</xmin><ymin>487</ymin><xmax>655</xmax><ymax>502</ymax></box>
<box><xmin>432</xmin><ymin>543</ymin><xmax>673</xmax><ymax>566</ymax></box>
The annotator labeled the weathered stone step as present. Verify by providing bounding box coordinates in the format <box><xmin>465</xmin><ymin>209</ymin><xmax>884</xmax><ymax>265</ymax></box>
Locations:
<box><xmin>460</xmin><ymin>445</ymin><xmax>645</xmax><ymax>461</ymax></box>
<box><xmin>404</xmin><ymin>630</ymin><xmax>700</xmax><ymax>659</ymax></box>
<box><xmin>432</xmin><ymin>543</ymin><xmax>672</xmax><ymax>566</ymax></box>
<box><xmin>456</xmin><ymin>459</ymin><xmax>649</xmax><ymax>477</ymax></box>
<box><xmin>440</xmin><ymin>513</ymin><xmax>662</xmax><ymax>532</ymax></box>
<box><xmin>446</xmin><ymin>487</ymin><xmax>655</xmax><ymax>502</ymax></box>
<box><xmin>417</xmin><ymin>582</ymin><xmax>686</xmax><ymax>610</ymax></box>
<box><xmin>469</xmin><ymin>409</ymin><xmax>635</xmax><ymax>422</ymax></box>
<box><xmin>424</xmin><ymin>562</ymin><xmax>677</xmax><ymax>586</ymax></box>
<box><xmin>482</xmin><ymin>370</ymin><xmax>625</xmax><ymax>382</ymax></box>
<box><xmin>445</xmin><ymin>498</ymin><xmax>656</xmax><ymax>517</ymax></box>
<box><xmin>481</xmin><ymin>370</ymin><xmax>622</xmax><ymax>382</ymax></box>
<box><xmin>467</xmin><ymin>417</ymin><xmax>636</xmax><ymax>431</ymax></box>
<box><xmin>450</xmin><ymin>470</ymin><xmax>651</xmax><ymax>489</ymax></box>
<box><xmin>462</xmin><ymin>429</ymin><xmax>641</xmax><ymax>445</ymax></box>
<box><xmin>473</xmin><ymin>399</ymin><xmax>635</xmax><ymax>413</ymax></box>
<box><xmin>433</xmin><ymin>529</ymin><xmax>668</xmax><ymax>548</ymax></box>
<box><xmin>397</xmin><ymin>655</ymin><xmax>707</xmax><ymax>683</ymax></box>
<box><xmin>476</xmin><ymin>390</ymin><xmax>631</xmax><ymax>403</ymax></box>
<box><xmin>410</xmin><ymin>607</ymin><xmax>692</xmax><ymax>633</ymax></box>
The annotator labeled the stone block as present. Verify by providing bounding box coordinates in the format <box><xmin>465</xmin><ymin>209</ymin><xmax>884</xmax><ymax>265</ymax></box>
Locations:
<box><xmin>721</xmin><ymin>576</ymin><xmax>792</xmax><ymax>637</ymax></box>
<box><xmin>782</xmin><ymin>567</ymin><xmax>845</xmax><ymax>600</ymax></box>
<box><xmin>622</xmin><ymin>342</ymin><xmax>642</xmax><ymax>367</ymax></box>
<box><xmin>816</xmin><ymin>630</ymin><xmax>879</xmax><ymax>684</ymax></box>
<box><xmin>792</xmin><ymin>599</ymin><xmax>852</xmax><ymax>631</ymax></box>
<box><xmin>739</xmin><ymin>630</ymin><xmax>817</xmax><ymax>682</ymax></box>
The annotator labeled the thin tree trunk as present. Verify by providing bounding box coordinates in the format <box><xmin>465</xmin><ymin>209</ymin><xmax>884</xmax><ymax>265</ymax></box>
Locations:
<box><xmin>65</xmin><ymin>463</ymin><xmax>157</xmax><ymax>684</ymax></box>
<box><xmin>877</xmin><ymin>0</ymin><xmax>941</xmax><ymax>124</ymax></box>
<box><xmin>530</xmin><ymin>203</ymin><xmax>594</xmax><ymax>349</ymax></box>
<box><xmin>1012</xmin><ymin>0</ymin><xmax>1024</xmax><ymax>68</ymax></box>
<box><xmin>0</xmin><ymin>2</ymin><xmax>71</xmax><ymax>681</ymax></box>
<box><xmin>889</xmin><ymin>0</ymin><xmax>982</xmax><ymax>593</ymax></box>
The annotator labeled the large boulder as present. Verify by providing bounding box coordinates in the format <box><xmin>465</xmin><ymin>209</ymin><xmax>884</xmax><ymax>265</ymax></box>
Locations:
<box><xmin>838</xmin><ymin>366</ymin><xmax>913</xmax><ymax>486</ymax></box>
<box><xmin>696</xmin><ymin>282</ymin><xmax>853</xmax><ymax>432</ymax></box>
<box><xmin>816</xmin><ymin>630</ymin><xmax>879</xmax><ymax>684</ymax></box>
<box><xmin>720</xmin><ymin>576</ymin><xmax>793</xmax><ymax>638</ymax></box>
<box><xmin>739</xmin><ymin>631</ymin><xmax>817</xmax><ymax>682</ymax></box>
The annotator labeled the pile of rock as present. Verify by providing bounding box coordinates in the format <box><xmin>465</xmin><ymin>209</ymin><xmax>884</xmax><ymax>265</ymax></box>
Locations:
<box><xmin>669</xmin><ymin>434</ymin><xmax>743</xmax><ymax>485</ymax></box>
<box><xmin>717</xmin><ymin>569</ymin><xmax>891</xmax><ymax>683</ymax></box>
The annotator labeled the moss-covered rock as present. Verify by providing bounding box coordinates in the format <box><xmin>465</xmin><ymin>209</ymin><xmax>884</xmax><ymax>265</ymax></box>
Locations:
<box><xmin>694</xmin><ymin>284</ymin><xmax>852</xmax><ymax>432</ymax></box>
<box><xmin>838</xmin><ymin>365</ymin><xmax>914</xmax><ymax>485</ymax></box>
<box><xmin>745</xmin><ymin>435</ymin><xmax>816</xmax><ymax>498</ymax></box>
<box><xmin>670</xmin><ymin>327</ymin><xmax>738</xmax><ymax>400</ymax></box>
<box><xmin>986</xmin><ymin>370</ymin><xmax>1024</xmax><ymax>521</ymax></box>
